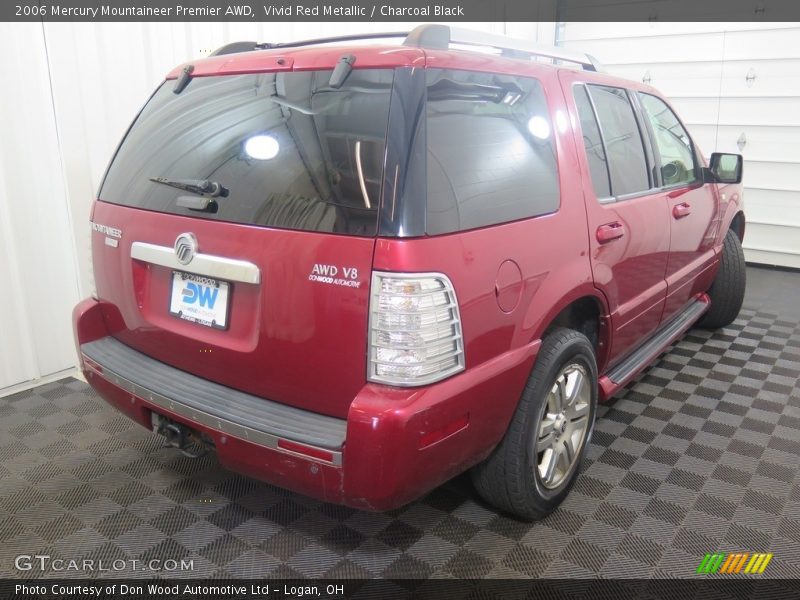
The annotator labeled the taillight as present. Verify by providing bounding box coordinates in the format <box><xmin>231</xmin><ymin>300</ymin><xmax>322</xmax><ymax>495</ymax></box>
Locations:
<box><xmin>88</xmin><ymin>222</ymin><xmax>98</xmax><ymax>299</ymax></box>
<box><xmin>368</xmin><ymin>272</ymin><xmax>465</xmax><ymax>387</ymax></box>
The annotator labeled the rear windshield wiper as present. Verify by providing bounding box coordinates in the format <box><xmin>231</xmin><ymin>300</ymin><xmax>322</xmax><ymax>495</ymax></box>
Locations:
<box><xmin>149</xmin><ymin>177</ymin><xmax>229</xmax><ymax>198</ymax></box>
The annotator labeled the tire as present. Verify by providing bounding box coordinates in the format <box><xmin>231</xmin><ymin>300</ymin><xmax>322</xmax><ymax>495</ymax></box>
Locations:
<box><xmin>471</xmin><ymin>327</ymin><xmax>598</xmax><ymax>520</ymax></box>
<box><xmin>698</xmin><ymin>228</ymin><xmax>746</xmax><ymax>329</ymax></box>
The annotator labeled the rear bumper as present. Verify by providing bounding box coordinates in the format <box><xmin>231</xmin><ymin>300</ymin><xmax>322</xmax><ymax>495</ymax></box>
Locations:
<box><xmin>81</xmin><ymin>336</ymin><xmax>346</xmax><ymax>463</ymax></box>
<box><xmin>73</xmin><ymin>297</ymin><xmax>539</xmax><ymax>510</ymax></box>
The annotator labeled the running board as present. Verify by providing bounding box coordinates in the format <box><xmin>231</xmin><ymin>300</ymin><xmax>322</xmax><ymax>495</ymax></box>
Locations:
<box><xmin>599</xmin><ymin>294</ymin><xmax>710</xmax><ymax>400</ymax></box>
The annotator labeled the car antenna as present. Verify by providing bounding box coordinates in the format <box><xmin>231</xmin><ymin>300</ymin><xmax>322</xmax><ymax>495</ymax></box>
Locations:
<box><xmin>329</xmin><ymin>54</ymin><xmax>356</xmax><ymax>89</ymax></box>
<box><xmin>173</xmin><ymin>65</ymin><xmax>195</xmax><ymax>94</ymax></box>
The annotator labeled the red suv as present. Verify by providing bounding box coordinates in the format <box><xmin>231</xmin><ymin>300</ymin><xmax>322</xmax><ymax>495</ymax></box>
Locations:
<box><xmin>73</xmin><ymin>25</ymin><xmax>746</xmax><ymax>520</ymax></box>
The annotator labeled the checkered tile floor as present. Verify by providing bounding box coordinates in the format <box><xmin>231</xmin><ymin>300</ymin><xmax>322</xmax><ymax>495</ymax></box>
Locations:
<box><xmin>1</xmin><ymin>267</ymin><xmax>799</xmax><ymax>579</ymax></box>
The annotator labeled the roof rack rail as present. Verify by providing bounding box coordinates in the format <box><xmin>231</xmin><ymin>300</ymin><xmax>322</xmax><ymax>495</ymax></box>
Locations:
<box><xmin>255</xmin><ymin>32</ymin><xmax>409</xmax><ymax>50</ymax></box>
<box><xmin>210</xmin><ymin>41</ymin><xmax>259</xmax><ymax>56</ymax></box>
<box><xmin>208</xmin><ymin>32</ymin><xmax>408</xmax><ymax>57</ymax></box>
<box><xmin>403</xmin><ymin>24</ymin><xmax>603</xmax><ymax>72</ymax></box>
<box><xmin>213</xmin><ymin>26</ymin><xmax>603</xmax><ymax>72</ymax></box>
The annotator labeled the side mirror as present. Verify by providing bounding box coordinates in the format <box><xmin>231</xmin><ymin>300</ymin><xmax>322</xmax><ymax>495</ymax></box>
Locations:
<box><xmin>704</xmin><ymin>152</ymin><xmax>743</xmax><ymax>184</ymax></box>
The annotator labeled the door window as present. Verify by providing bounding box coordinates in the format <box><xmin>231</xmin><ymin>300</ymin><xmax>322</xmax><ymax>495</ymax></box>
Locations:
<box><xmin>639</xmin><ymin>93</ymin><xmax>698</xmax><ymax>187</ymax></box>
<box><xmin>586</xmin><ymin>85</ymin><xmax>650</xmax><ymax>197</ymax></box>
<box><xmin>573</xmin><ymin>84</ymin><xmax>611</xmax><ymax>199</ymax></box>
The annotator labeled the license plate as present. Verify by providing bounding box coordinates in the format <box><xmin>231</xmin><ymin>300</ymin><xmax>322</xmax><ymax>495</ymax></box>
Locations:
<box><xmin>169</xmin><ymin>271</ymin><xmax>230</xmax><ymax>330</ymax></box>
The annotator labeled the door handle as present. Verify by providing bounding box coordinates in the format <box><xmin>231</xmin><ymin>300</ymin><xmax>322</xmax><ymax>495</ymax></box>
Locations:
<box><xmin>596</xmin><ymin>222</ymin><xmax>624</xmax><ymax>243</ymax></box>
<box><xmin>672</xmin><ymin>202</ymin><xmax>692</xmax><ymax>219</ymax></box>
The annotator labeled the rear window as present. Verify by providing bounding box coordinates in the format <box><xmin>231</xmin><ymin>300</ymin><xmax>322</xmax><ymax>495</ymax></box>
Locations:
<box><xmin>100</xmin><ymin>69</ymin><xmax>393</xmax><ymax>236</ymax></box>
<box><xmin>424</xmin><ymin>69</ymin><xmax>560</xmax><ymax>235</ymax></box>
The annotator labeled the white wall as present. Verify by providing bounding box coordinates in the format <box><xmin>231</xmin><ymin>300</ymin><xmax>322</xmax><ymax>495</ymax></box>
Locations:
<box><xmin>558</xmin><ymin>22</ymin><xmax>800</xmax><ymax>268</ymax></box>
<box><xmin>0</xmin><ymin>23</ymin><xmax>81</xmax><ymax>391</ymax></box>
<box><xmin>0</xmin><ymin>21</ymin><xmax>551</xmax><ymax>394</ymax></box>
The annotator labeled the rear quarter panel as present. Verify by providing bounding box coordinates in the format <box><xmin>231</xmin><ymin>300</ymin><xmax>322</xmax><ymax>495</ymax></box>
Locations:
<box><xmin>373</xmin><ymin>65</ymin><xmax>598</xmax><ymax>432</ymax></box>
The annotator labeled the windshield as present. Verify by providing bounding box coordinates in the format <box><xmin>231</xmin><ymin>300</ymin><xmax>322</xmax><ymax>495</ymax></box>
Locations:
<box><xmin>99</xmin><ymin>69</ymin><xmax>393</xmax><ymax>236</ymax></box>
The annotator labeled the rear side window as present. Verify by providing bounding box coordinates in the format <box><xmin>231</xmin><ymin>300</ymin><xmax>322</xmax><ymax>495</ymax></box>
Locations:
<box><xmin>639</xmin><ymin>93</ymin><xmax>698</xmax><ymax>187</ymax></box>
<box><xmin>586</xmin><ymin>85</ymin><xmax>650</xmax><ymax>197</ymax></box>
<box><xmin>100</xmin><ymin>69</ymin><xmax>393</xmax><ymax>236</ymax></box>
<box><xmin>425</xmin><ymin>69</ymin><xmax>559</xmax><ymax>235</ymax></box>
<box><xmin>573</xmin><ymin>85</ymin><xmax>611</xmax><ymax>199</ymax></box>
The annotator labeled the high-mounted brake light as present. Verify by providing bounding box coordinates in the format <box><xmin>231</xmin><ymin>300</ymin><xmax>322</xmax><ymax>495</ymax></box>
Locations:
<box><xmin>368</xmin><ymin>272</ymin><xmax>465</xmax><ymax>387</ymax></box>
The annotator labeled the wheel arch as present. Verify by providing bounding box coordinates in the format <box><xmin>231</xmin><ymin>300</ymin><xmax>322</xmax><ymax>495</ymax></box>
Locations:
<box><xmin>730</xmin><ymin>210</ymin><xmax>745</xmax><ymax>242</ymax></box>
<box><xmin>533</xmin><ymin>287</ymin><xmax>612</xmax><ymax>374</ymax></box>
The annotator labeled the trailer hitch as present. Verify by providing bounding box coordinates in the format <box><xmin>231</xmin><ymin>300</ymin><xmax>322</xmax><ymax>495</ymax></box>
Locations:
<box><xmin>152</xmin><ymin>414</ymin><xmax>209</xmax><ymax>459</ymax></box>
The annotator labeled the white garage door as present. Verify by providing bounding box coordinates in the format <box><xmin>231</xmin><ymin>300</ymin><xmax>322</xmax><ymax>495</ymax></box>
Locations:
<box><xmin>0</xmin><ymin>24</ymin><xmax>82</xmax><ymax>393</ymax></box>
<box><xmin>559</xmin><ymin>22</ymin><xmax>800</xmax><ymax>269</ymax></box>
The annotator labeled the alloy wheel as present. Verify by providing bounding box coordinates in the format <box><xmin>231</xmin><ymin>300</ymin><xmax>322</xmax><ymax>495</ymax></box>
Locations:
<box><xmin>534</xmin><ymin>363</ymin><xmax>591</xmax><ymax>489</ymax></box>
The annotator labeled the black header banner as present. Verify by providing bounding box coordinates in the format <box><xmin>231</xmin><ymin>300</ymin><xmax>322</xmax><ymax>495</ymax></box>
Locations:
<box><xmin>6</xmin><ymin>0</ymin><xmax>549</xmax><ymax>21</ymax></box>
<box><xmin>3</xmin><ymin>0</ymin><xmax>800</xmax><ymax>22</ymax></box>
